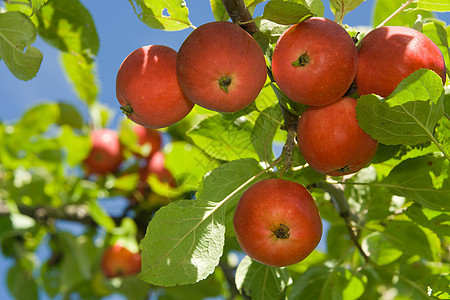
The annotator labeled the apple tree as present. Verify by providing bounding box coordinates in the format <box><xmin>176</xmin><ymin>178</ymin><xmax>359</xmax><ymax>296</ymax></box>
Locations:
<box><xmin>0</xmin><ymin>0</ymin><xmax>449</xmax><ymax>299</ymax></box>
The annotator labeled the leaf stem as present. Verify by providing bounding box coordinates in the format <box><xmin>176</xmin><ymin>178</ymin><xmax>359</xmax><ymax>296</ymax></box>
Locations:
<box><xmin>376</xmin><ymin>0</ymin><xmax>416</xmax><ymax>28</ymax></box>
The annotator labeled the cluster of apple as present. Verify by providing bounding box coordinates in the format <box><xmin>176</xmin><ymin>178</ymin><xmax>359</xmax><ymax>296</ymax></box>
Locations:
<box><xmin>270</xmin><ymin>17</ymin><xmax>446</xmax><ymax>178</ymax></box>
<box><xmin>115</xmin><ymin>21</ymin><xmax>267</xmax><ymax>129</ymax></box>
<box><xmin>82</xmin><ymin>124</ymin><xmax>175</xmax><ymax>201</ymax></box>
<box><xmin>234</xmin><ymin>18</ymin><xmax>446</xmax><ymax>268</ymax></box>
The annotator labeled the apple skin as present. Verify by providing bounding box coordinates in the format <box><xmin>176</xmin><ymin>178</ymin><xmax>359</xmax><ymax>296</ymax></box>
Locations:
<box><xmin>83</xmin><ymin>129</ymin><xmax>123</xmax><ymax>175</ymax></box>
<box><xmin>101</xmin><ymin>243</ymin><xmax>141</xmax><ymax>278</ymax></box>
<box><xmin>272</xmin><ymin>17</ymin><xmax>358</xmax><ymax>106</ymax></box>
<box><xmin>132</xmin><ymin>124</ymin><xmax>162</xmax><ymax>158</ymax></box>
<box><xmin>145</xmin><ymin>151</ymin><xmax>177</xmax><ymax>188</ymax></box>
<box><xmin>297</xmin><ymin>97</ymin><xmax>378</xmax><ymax>176</ymax></box>
<box><xmin>116</xmin><ymin>45</ymin><xmax>194</xmax><ymax>128</ymax></box>
<box><xmin>176</xmin><ymin>21</ymin><xmax>267</xmax><ymax>112</ymax></box>
<box><xmin>233</xmin><ymin>178</ymin><xmax>322</xmax><ymax>267</ymax></box>
<box><xmin>355</xmin><ymin>26</ymin><xmax>446</xmax><ymax>97</ymax></box>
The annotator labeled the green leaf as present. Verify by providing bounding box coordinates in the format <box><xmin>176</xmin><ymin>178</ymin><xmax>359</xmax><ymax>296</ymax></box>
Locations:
<box><xmin>417</xmin><ymin>0</ymin><xmax>450</xmax><ymax>12</ymax></box>
<box><xmin>187</xmin><ymin>114</ymin><xmax>259</xmax><ymax>161</ymax></box>
<box><xmin>87</xmin><ymin>200</ymin><xmax>115</xmax><ymax>231</ymax></box>
<box><xmin>31</xmin><ymin>0</ymin><xmax>48</xmax><ymax>13</ymax></box>
<box><xmin>263</xmin><ymin>0</ymin><xmax>314</xmax><ymax>25</ymax></box>
<box><xmin>383</xmin><ymin>154</ymin><xmax>450</xmax><ymax>211</ymax></box>
<box><xmin>61</xmin><ymin>52</ymin><xmax>99</xmax><ymax>106</ymax></box>
<box><xmin>429</xmin><ymin>274</ymin><xmax>450</xmax><ymax>299</ymax></box>
<box><xmin>209</xmin><ymin>0</ymin><xmax>229</xmax><ymax>21</ymax></box>
<box><xmin>235</xmin><ymin>256</ymin><xmax>292</xmax><ymax>300</ymax></box>
<box><xmin>139</xmin><ymin>199</ymin><xmax>225</xmax><ymax>286</ymax></box>
<box><xmin>198</xmin><ymin>158</ymin><xmax>272</xmax><ymax>234</ymax></box>
<box><xmin>288</xmin><ymin>265</ymin><xmax>365</xmax><ymax>300</ymax></box>
<box><xmin>362</xmin><ymin>232</ymin><xmax>403</xmax><ymax>265</ymax></box>
<box><xmin>422</xmin><ymin>22</ymin><xmax>450</xmax><ymax>79</ymax></box>
<box><xmin>356</xmin><ymin>69</ymin><xmax>445</xmax><ymax>145</ymax></box>
<box><xmin>373</xmin><ymin>0</ymin><xmax>434</xmax><ymax>27</ymax></box>
<box><xmin>405</xmin><ymin>203</ymin><xmax>450</xmax><ymax>237</ymax></box>
<box><xmin>382</xmin><ymin>220</ymin><xmax>441</xmax><ymax>261</ymax></box>
<box><xmin>165</xmin><ymin>141</ymin><xmax>220</xmax><ymax>190</ymax></box>
<box><xmin>0</xmin><ymin>11</ymin><xmax>43</xmax><ymax>80</ymax></box>
<box><xmin>330</xmin><ymin>0</ymin><xmax>365</xmax><ymax>24</ymax></box>
<box><xmin>59</xmin><ymin>125</ymin><xmax>90</xmax><ymax>167</ymax></box>
<box><xmin>251</xmin><ymin>104</ymin><xmax>283</xmax><ymax>163</ymax></box>
<box><xmin>7</xmin><ymin>263</ymin><xmax>38</xmax><ymax>300</ymax></box>
<box><xmin>128</xmin><ymin>0</ymin><xmax>192</xmax><ymax>31</ymax></box>
<box><xmin>36</xmin><ymin>0</ymin><xmax>99</xmax><ymax>56</ymax></box>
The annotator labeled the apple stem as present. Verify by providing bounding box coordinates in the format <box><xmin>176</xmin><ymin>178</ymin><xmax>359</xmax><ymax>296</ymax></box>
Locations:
<box><xmin>221</xmin><ymin>0</ymin><xmax>259</xmax><ymax>35</ymax></box>
<box><xmin>292</xmin><ymin>52</ymin><xmax>310</xmax><ymax>67</ymax></box>
<box><xmin>219</xmin><ymin>76</ymin><xmax>232</xmax><ymax>94</ymax></box>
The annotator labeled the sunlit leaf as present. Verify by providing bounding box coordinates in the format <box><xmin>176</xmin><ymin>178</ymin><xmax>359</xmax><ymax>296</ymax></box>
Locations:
<box><xmin>61</xmin><ymin>52</ymin><xmax>99</xmax><ymax>106</ymax></box>
<box><xmin>187</xmin><ymin>114</ymin><xmax>258</xmax><ymax>161</ymax></box>
<box><xmin>251</xmin><ymin>104</ymin><xmax>282</xmax><ymax>163</ymax></box>
<box><xmin>139</xmin><ymin>199</ymin><xmax>225</xmax><ymax>286</ymax></box>
<box><xmin>362</xmin><ymin>232</ymin><xmax>403</xmax><ymax>265</ymax></box>
<box><xmin>128</xmin><ymin>0</ymin><xmax>192</xmax><ymax>31</ymax></box>
<box><xmin>330</xmin><ymin>0</ymin><xmax>365</xmax><ymax>24</ymax></box>
<box><xmin>209</xmin><ymin>0</ymin><xmax>229</xmax><ymax>21</ymax></box>
<box><xmin>263</xmin><ymin>0</ymin><xmax>313</xmax><ymax>25</ymax></box>
<box><xmin>36</xmin><ymin>0</ymin><xmax>99</xmax><ymax>56</ymax></box>
<box><xmin>0</xmin><ymin>11</ymin><xmax>43</xmax><ymax>80</ymax></box>
<box><xmin>417</xmin><ymin>0</ymin><xmax>450</xmax><ymax>12</ymax></box>
<box><xmin>356</xmin><ymin>69</ymin><xmax>445</xmax><ymax>145</ymax></box>
<box><xmin>373</xmin><ymin>0</ymin><xmax>434</xmax><ymax>27</ymax></box>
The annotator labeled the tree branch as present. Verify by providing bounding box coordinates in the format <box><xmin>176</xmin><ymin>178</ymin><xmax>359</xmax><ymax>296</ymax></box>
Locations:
<box><xmin>221</xmin><ymin>0</ymin><xmax>259</xmax><ymax>35</ymax></box>
<box><xmin>314</xmin><ymin>182</ymin><xmax>371</xmax><ymax>263</ymax></box>
<box><xmin>0</xmin><ymin>200</ymin><xmax>119</xmax><ymax>227</ymax></box>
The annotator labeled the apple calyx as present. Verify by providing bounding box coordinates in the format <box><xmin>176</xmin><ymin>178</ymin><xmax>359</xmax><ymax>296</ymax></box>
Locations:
<box><xmin>273</xmin><ymin>223</ymin><xmax>290</xmax><ymax>239</ymax></box>
<box><xmin>120</xmin><ymin>104</ymin><xmax>134</xmax><ymax>116</ymax></box>
<box><xmin>292</xmin><ymin>51</ymin><xmax>310</xmax><ymax>67</ymax></box>
<box><xmin>337</xmin><ymin>165</ymin><xmax>352</xmax><ymax>174</ymax></box>
<box><xmin>219</xmin><ymin>76</ymin><xmax>232</xmax><ymax>93</ymax></box>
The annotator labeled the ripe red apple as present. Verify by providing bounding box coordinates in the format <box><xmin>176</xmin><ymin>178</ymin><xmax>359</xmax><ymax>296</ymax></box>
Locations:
<box><xmin>176</xmin><ymin>21</ymin><xmax>267</xmax><ymax>112</ymax></box>
<box><xmin>272</xmin><ymin>17</ymin><xmax>358</xmax><ymax>106</ymax></box>
<box><xmin>297</xmin><ymin>97</ymin><xmax>378</xmax><ymax>176</ymax></box>
<box><xmin>233</xmin><ymin>178</ymin><xmax>322</xmax><ymax>267</ymax></box>
<box><xmin>116</xmin><ymin>45</ymin><xmax>194</xmax><ymax>128</ymax></box>
<box><xmin>132</xmin><ymin>124</ymin><xmax>162</xmax><ymax>158</ymax></box>
<box><xmin>101</xmin><ymin>243</ymin><xmax>141</xmax><ymax>278</ymax></box>
<box><xmin>83</xmin><ymin>128</ymin><xmax>123</xmax><ymax>175</ymax></box>
<box><xmin>355</xmin><ymin>26</ymin><xmax>446</xmax><ymax>97</ymax></box>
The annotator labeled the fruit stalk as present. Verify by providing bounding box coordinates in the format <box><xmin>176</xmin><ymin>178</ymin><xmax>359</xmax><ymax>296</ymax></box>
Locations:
<box><xmin>221</xmin><ymin>0</ymin><xmax>259</xmax><ymax>35</ymax></box>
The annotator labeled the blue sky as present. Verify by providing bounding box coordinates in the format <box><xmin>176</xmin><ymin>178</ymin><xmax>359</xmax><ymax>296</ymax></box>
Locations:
<box><xmin>0</xmin><ymin>0</ymin><xmax>448</xmax><ymax>299</ymax></box>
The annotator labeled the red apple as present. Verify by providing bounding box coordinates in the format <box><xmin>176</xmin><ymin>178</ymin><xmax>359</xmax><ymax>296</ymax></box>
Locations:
<box><xmin>116</xmin><ymin>45</ymin><xmax>194</xmax><ymax>128</ymax></box>
<box><xmin>101</xmin><ymin>243</ymin><xmax>141</xmax><ymax>278</ymax></box>
<box><xmin>297</xmin><ymin>97</ymin><xmax>378</xmax><ymax>176</ymax></box>
<box><xmin>272</xmin><ymin>17</ymin><xmax>358</xmax><ymax>106</ymax></box>
<box><xmin>355</xmin><ymin>26</ymin><xmax>446</xmax><ymax>97</ymax></box>
<box><xmin>233</xmin><ymin>178</ymin><xmax>322</xmax><ymax>267</ymax></box>
<box><xmin>176</xmin><ymin>21</ymin><xmax>267</xmax><ymax>112</ymax></box>
<box><xmin>83</xmin><ymin>128</ymin><xmax>123</xmax><ymax>175</ymax></box>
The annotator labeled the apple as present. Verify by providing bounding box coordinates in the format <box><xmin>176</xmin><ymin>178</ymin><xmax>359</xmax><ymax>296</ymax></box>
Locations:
<box><xmin>233</xmin><ymin>178</ymin><xmax>322</xmax><ymax>267</ymax></box>
<box><xmin>145</xmin><ymin>151</ymin><xmax>177</xmax><ymax>188</ymax></box>
<box><xmin>116</xmin><ymin>45</ymin><xmax>194</xmax><ymax>128</ymax></box>
<box><xmin>83</xmin><ymin>128</ymin><xmax>123</xmax><ymax>175</ymax></box>
<box><xmin>355</xmin><ymin>26</ymin><xmax>446</xmax><ymax>97</ymax></box>
<box><xmin>176</xmin><ymin>21</ymin><xmax>267</xmax><ymax>112</ymax></box>
<box><xmin>272</xmin><ymin>17</ymin><xmax>358</xmax><ymax>106</ymax></box>
<box><xmin>101</xmin><ymin>243</ymin><xmax>141</xmax><ymax>278</ymax></box>
<box><xmin>297</xmin><ymin>96</ymin><xmax>378</xmax><ymax>176</ymax></box>
<box><xmin>132</xmin><ymin>124</ymin><xmax>162</xmax><ymax>158</ymax></box>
